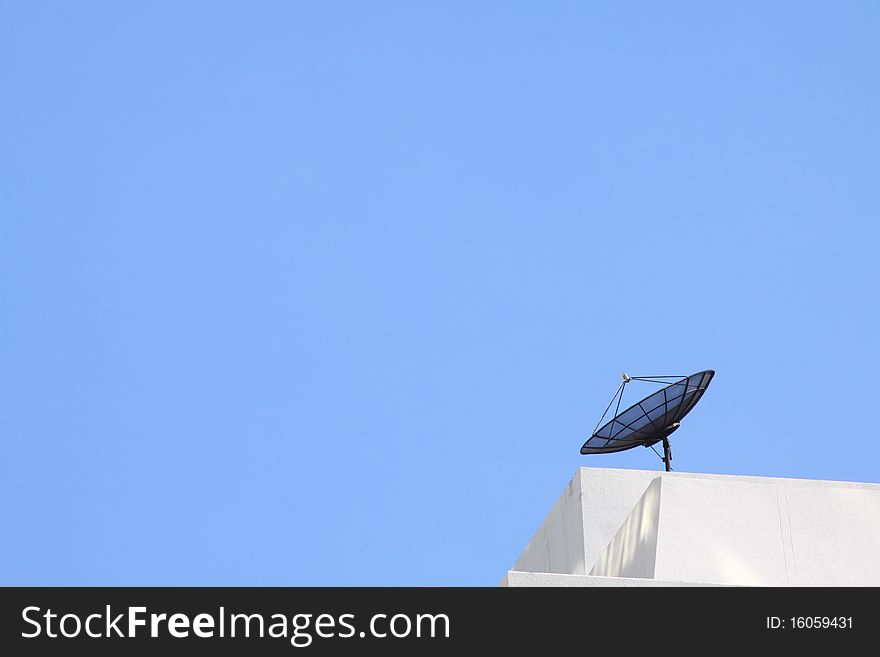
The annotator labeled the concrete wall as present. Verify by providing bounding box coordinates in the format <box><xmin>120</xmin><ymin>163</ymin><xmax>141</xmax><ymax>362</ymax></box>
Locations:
<box><xmin>510</xmin><ymin>467</ymin><xmax>660</xmax><ymax>576</ymax></box>
<box><xmin>651</xmin><ymin>475</ymin><xmax>880</xmax><ymax>586</ymax></box>
<box><xmin>578</xmin><ymin>467</ymin><xmax>662</xmax><ymax>573</ymax></box>
<box><xmin>506</xmin><ymin>467</ymin><xmax>880</xmax><ymax>586</ymax></box>
<box><xmin>509</xmin><ymin>469</ymin><xmax>587</xmax><ymax>576</ymax></box>
<box><xmin>590</xmin><ymin>477</ymin><xmax>662</xmax><ymax>579</ymax></box>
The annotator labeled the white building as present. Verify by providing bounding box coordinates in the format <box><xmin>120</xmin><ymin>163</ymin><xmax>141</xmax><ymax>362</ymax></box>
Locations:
<box><xmin>502</xmin><ymin>468</ymin><xmax>880</xmax><ymax>587</ymax></box>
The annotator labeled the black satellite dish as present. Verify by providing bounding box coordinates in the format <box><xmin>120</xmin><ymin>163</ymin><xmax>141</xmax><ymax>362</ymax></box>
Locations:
<box><xmin>581</xmin><ymin>370</ymin><xmax>714</xmax><ymax>471</ymax></box>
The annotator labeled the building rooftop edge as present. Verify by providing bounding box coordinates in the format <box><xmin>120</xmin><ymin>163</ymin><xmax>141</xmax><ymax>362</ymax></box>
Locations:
<box><xmin>576</xmin><ymin>466</ymin><xmax>880</xmax><ymax>488</ymax></box>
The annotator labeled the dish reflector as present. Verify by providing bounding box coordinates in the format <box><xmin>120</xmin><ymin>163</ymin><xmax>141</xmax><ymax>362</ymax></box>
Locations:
<box><xmin>580</xmin><ymin>370</ymin><xmax>714</xmax><ymax>455</ymax></box>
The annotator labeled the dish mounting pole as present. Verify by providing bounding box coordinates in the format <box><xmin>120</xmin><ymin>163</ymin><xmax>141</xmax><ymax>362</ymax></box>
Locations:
<box><xmin>662</xmin><ymin>437</ymin><xmax>672</xmax><ymax>472</ymax></box>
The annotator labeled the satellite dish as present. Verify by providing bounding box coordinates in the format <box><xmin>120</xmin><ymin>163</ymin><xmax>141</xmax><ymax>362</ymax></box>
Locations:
<box><xmin>580</xmin><ymin>370</ymin><xmax>715</xmax><ymax>471</ymax></box>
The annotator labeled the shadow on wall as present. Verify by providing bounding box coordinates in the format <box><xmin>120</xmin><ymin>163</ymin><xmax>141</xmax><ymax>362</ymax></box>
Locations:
<box><xmin>590</xmin><ymin>477</ymin><xmax>661</xmax><ymax>578</ymax></box>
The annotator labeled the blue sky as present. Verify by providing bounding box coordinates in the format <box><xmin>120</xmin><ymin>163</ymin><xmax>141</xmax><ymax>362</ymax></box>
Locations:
<box><xmin>1</xmin><ymin>2</ymin><xmax>878</xmax><ymax>585</ymax></box>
